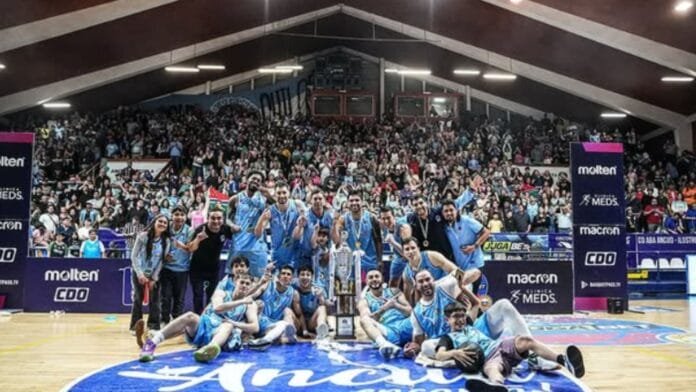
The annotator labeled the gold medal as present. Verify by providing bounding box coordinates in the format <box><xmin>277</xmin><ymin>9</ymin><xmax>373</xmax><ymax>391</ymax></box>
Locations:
<box><xmin>423</xmin><ymin>240</ymin><xmax>430</xmax><ymax>247</ymax></box>
<box><xmin>356</xmin><ymin>241</ymin><xmax>362</xmax><ymax>249</ymax></box>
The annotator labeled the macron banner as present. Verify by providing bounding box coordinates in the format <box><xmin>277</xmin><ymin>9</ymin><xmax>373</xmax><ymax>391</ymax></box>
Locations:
<box><xmin>0</xmin><ymin>132</ymin><xmax>34</xmax><ymax>309</ymax></box>
<box><xmin>570</xmin><ymin>142</ymin><xmax>627</xmax><ymax>306</ymax></box>
<box><xmin>481</xmin><ymin>260</ymin><xmax>574</xmax><ymax>314</ymax></box>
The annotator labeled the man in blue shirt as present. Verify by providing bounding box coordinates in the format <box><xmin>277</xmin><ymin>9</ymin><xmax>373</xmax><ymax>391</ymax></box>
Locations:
<box><xmin>296</xmin><ymin>189</ymin><xmax>334</xmax><ymax>268</ymax></box>
<box><xmin>248</xmin><ymin>265</ymin><xmax>298</xmax><ymax>349</ymax></box>
<box><xmin>440</xmin><ymin>199</ymin><xmax>489</xmax><ymax>286</ymax></box>
<box><xmin>228</xmin><ymin>171</ymin><xmax>275</xmax><ymax>278</ymax></box>
<box><xmin>254</xmin><ymin>181</ymin><xmax>305</xmax><ymax>271</ymax></box>
<box><xmin>379</xmin><ymin>206</ymin><xmax>411</xmax><ymax>288</ymax></box>
<box><xmin>331</xmin><ymin>190</ymin><xmax>383</xmax><ymax>282</ymax></box>
<box><xmin>160</xmin><ymin>205</ymin><xmax>192</xmax><ymax>325</ymax></box>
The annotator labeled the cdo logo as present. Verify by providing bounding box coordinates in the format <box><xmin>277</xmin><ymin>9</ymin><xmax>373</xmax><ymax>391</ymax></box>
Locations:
<box><xmin>578</xmin><ymin>226</ymin><xmax>620</xmax><ymax>236</ymax></box>
<box><xmin>0</xmin><ymin>247</ymin><xmax>17</xmax><ymax>263</ymax></box>
<box><xmin>54</xmin><ymin>287</ymin><xmax>90</xmax><ymax>303</ymax></box>
<box><xmin>585</xmin><ymin>252</ymin><xmax>617</xmax><ymax>266</ymax></box>
<box><xmin>577</xmin><ymin>165</ymin><xmax>617</xmax><ymax>176</ymax></box>
<box><xmin>578</xmin><ymin>194</ymin><xmax>619</xmax><ymax>207</ymax></box>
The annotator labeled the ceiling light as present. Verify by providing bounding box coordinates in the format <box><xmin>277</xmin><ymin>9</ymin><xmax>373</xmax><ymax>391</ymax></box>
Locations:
<box><xmin>454</xmin><ymin>69</ymin><xmax>481</xmax><ymax>75</ymax></box>
<box><xmin>197</xmin><ymin>64</ymin><xmax>225</xmax><ymax>70</ymax></box>
<box><xmin>483</xmin><ymin>73</ymin><xmax>517</xmax><ymax>80</ymax></box>
<box><xmin>397</xmin><ymin>69</ymin><xmax>431</xmax><ymax>75</ymax></box>
<box><xmin>510</xmin><ymin>0</ymin><xmax>523</xmax><ymax>4</ymax></box>
<box><xmin>433</xmin><ymin>97</ymin><xmax>447</xmax><ymax>103</ymax></box>
<box><xmin>385</xmin><ymin>68</ymin><xmax>399</xmax><ymax>73</ymax></box>
<box><xmin>258</xmin><ymin>68</ymin><xmax>293</xmax><ymax>74</ymax></box>
<box><xmin>276</xmin><ymin>65</ymin><xmax>303</xmax><ymax>70</ymax></box>
<box><xmin>43</xmin><ymin>102</ymin><xmax>71</xmax><ymax>109</ymax></box>
<box><xmin>165</xmin><ymin>66</ymin><xmax>200</xmax><ymax>73</ymax></box>
<box><xmin>600</xmin><ymin>112</ymin><xmax>627</xmax><ymax>118</ymax></box>
<box><xmin>0</xmin><ymin>63</ymin><xmax>5</xmax><ymax>70</ymax></box>
<box><xmin>674</xmin><ymin>1</ymin><xmax>693</xmax><ymax>12</ymax></box>
<box><xmin>661</xmin><ymin>76</ymin><xmax>694</xmax><ymax>82</ymax></box>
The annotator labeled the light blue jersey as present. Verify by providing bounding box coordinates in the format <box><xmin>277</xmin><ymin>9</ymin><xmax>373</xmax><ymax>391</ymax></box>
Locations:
<box><xmin>404</xmin><ymin>251</ymin><xmax>446</xmax><ymax>284</ymax></box>
<box><xmin>231</xmin><ymin>191</ymin><xmax>269</xmax><ymax>277</ymax></box>
<box><xmin>365</xmin><ymin>288</ymin><xmax>413</xmax><ymax>346</ymax></box>
<box><xmin>134</xmin><ymin>239</ymin><xmax>163</xmax><ymax>276</ymax></box>
<box><xmin>445</xmin><ymin>216</ymin><xmax>485</xmax><ymax>271</ymax></box>
<box><xmin>233</xmin><ymin>191</ymin><xmax>267</xmax><ymax>252</ymax></box>
<box><xmin>365</xmin><ymin>288</ymin><xmax>406</xmax><ymax>326</ymax></box>
<box><xmin>412</xmin><ymin>284</ymin><xmax>457</xmax><ymax>339</ymax></box>
<box><xmin>260</xmin><ymin>279</ymin><xmax>295</xmax><ymax>322</ymax></box>
<box><xmin>293</xmin><ymin>283</ymin><xmax>322</xmax><ymax>318</ymax></box>
<box><xmin>188</xmin><ymin>278</ymin><xmax>247</xmax><ymax>348</ymax></box>
<box><xmin>298</xmin><ymin>208</ymin><xmax>334</xmax><ymax>267</ymax></box>
<box><xmin>166</xmin><ymin>224</ymin><xmax>191</xmax><ymax>272</ymax></box>
<box><xmin>269</xmin><ymin>201</ymin><xmax>301</xmax><ymax>269</ymax></box>
<box><xmin>312</xmin><ymin>246</ymin><xmax>332</xmax><ymax>297</ymax></box>
<box><xmin>344</xmin><ymin>211</ymin><xmax>378</xmax><ymax>270</ymax></box>
<box><xmin>446</xmin><ymin>327</ymin><xmax>499</xmax><ymax>358</ymax></box>
<box><xmin>386</xmin><ymin>217</ymin><xmax>408</xmax><ymax>280</ymax></box>
<box><xmin>81</xmin><ymin>240</ymin><xmax>103</xmax><ymax>259</ymax></box>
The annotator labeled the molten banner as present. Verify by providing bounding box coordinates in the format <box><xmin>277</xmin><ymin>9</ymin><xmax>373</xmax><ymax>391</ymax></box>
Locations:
<box><xmin>0</xmin><ymin>132</ymin><xmax>34</xmax><ymax>309</ymax></box>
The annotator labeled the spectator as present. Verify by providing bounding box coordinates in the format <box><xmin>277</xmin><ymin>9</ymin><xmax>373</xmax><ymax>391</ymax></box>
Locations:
<box><xmin>80</xmin><ymin>228</ymin><xmax>106</xmax><ymax>258</ymax></box>
<box><xmin>511</xmin><ymin>205</ymin><xmax>531</xmax><ymax>233</ymax></box>
<box><xmin>48</xmin><ymin>232</ymin><xmax>68</xmax><ymax>257</ymax></box>
<box><xmin>643</xmin><ymin>198</ymin><xmax>665</xmax><ymax>232</ymax></box>
<box><xmin>487</xmin><ymin>212</ymin><xmax>504</xmax><ymax>233</ymax></box>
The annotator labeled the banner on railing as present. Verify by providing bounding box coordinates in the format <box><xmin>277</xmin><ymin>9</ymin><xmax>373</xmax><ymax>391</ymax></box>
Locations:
<box><xmin>0</xmin><ymin>133</ymin><xmax>34</xmax><ymax>309</ymax></box>
<box><xmin>23</xmin><ymin>258</ymin><xmax>195</xmax><ymax>313</ymax></box>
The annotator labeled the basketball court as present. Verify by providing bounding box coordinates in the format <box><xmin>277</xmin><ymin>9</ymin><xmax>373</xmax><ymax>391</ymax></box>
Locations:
<box><xmin>1</xmin><ymin>298</ymin><xmax>695</xmax><ymax>391</ymax></box>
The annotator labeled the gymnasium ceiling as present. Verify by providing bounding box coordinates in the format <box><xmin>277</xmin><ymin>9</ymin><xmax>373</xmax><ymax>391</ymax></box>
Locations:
<box><xmin>1</xmin><ymin>0</ymin><xmax>695</xmax><ymax>132</ymax></box>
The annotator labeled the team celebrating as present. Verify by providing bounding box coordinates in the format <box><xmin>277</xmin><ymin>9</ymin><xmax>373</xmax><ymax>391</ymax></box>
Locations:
<box><xmin>129</xmin><ymin>172</ymin><xmax>584</xmax><ymax>392</ymax></box>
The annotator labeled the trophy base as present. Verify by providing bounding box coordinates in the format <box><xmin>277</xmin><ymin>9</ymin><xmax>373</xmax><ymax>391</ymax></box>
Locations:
<box><xmin>334</xmin><ymin>314</ymin><xmax>355</xmax><ymax>339</ymax></box>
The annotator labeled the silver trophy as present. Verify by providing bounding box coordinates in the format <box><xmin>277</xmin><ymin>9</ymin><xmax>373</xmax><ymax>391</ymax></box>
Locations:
<box><xmin>332</xmin><ymin>230</ymin><xmax>357</xmax><ymax>338</ymax></box>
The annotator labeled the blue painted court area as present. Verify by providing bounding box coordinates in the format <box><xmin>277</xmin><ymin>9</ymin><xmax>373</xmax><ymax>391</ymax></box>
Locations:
<box><xmin>65</xmin><ymin>343</ymin><xmax>590</xmax><ymax>392</ymax></box>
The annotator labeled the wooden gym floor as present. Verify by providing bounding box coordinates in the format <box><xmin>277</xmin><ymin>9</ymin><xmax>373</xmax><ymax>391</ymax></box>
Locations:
<box><xmin>1</xmin><ymin>298</ymin><xmax>695</xmax><ymax>391</ymax></box>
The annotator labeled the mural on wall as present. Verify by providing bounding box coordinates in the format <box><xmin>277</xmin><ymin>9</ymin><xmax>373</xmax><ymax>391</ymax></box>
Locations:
<box><xmin>141</xmin><ymin>74</ymin><xmax>312</xmax><ymax>120</ymax></box>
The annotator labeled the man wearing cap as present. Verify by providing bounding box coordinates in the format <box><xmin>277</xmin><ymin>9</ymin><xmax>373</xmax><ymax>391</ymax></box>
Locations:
<box><xmin>160</xmin><ymin>205</ymin><xmax>192</xmax><ymax>326</ymax></box>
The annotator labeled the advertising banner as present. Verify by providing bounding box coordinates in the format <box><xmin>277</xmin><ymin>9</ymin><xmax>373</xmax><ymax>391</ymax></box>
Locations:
<box><xmin>0</xmin><ymin>132</ymin><xmax>34</xmax><ymax>309</ymax></box>
<box><xmin>23</xmin><ymin>257</ymin><xmax>196</xmax><ymax>313</ymax></box>
<box><xmin>570</xmin><ymin>142</ymin><xmax>627</xmax><ymax>306</ymax></box>
<box><xmin>481</xmin><ymin>260</ymin><xmax>574</xmax><ymax>314</ymax></box>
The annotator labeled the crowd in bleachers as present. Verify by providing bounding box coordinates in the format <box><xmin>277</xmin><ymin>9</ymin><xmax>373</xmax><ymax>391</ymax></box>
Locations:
<box><xmin>17</xmin><ymin>104</ymin><xmax>696</xmax><ymax>256</ymax></box>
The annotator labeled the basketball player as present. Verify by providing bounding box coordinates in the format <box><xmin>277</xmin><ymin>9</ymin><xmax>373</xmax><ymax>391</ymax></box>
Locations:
<box><xmin>357</xmin><ymin>269</ymin><xmax>413</xmax><ymax>359</ymax></box>
<box><xmin>254</xmin><ymin>181</ymin><xmax>306</xmax><ymax>271</ymax></box>
<box><xmin>247</xmin><ymin>264</ymin><xmax>298</xmax><ymax>349</ymax></box>
<box><xmin>331</xmin><ymin>190</ymin><xmax>383</xmax><ymax>281</ymax></box>
<box><xmin>296</xmin><ymin>189</ymin><xmax>334</xmax><ymax>269</ymax></box>
<box><xmin>136</xmin><ymin>273</ymin><xmax>259</xmax><ymax>363</ymax></box>
<box><xmin>436</xmin><ymin>303</ymin><xmax>585</xmax><ymax>392</ymax></box>
<box><xmin>378</xmin><ymin>206</ymin><xmax>411</xmax><ymax>288</ymax></box>
<box><xmin>400</xmin><ymin>237</ymin><xmax>460</xmax><ymax>303</ymax></box>
<box><xmin>405</xmin><ymin>269</ymin><xmax>557</xmax><ymax>371</ymax></box>
<box><xmin>292</xmin><ymin>266</ymin><xmax>330</xmax><ymax>340</ymax></box>
<box><xmin>228</xmin><ymin>170</ymin><xmax>275</xmax><ymax>278</ymax></box>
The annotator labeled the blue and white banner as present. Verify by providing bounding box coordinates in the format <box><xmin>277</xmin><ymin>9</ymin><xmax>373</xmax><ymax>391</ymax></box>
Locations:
<box><xmin>0</xmin><ymin>132</ymin><xmax>34</xmax><ymax>309</ymax></box>
<box><xmin>570</xmin><ymin>143</ymin><xmax>627</xmax><ymax>304</ymax></box>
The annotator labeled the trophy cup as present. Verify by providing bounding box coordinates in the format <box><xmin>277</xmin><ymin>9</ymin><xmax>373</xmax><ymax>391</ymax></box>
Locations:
<box><xmin>332</xmin><ymin>230</ymin><xmax>355</xmax><ymax>339</ymax></box>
